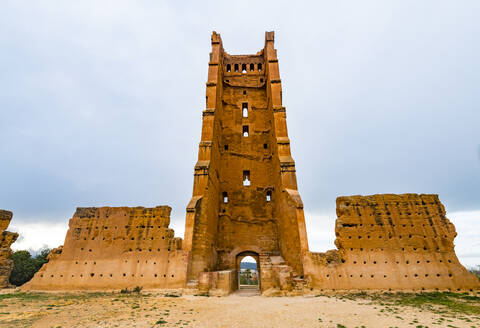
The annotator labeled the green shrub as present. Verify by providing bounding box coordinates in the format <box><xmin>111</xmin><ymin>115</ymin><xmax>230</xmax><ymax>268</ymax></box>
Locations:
<box><xmin>9</xmin><ymin>249</ymin><xmax>50</xmax><ymax>286</ymax></box>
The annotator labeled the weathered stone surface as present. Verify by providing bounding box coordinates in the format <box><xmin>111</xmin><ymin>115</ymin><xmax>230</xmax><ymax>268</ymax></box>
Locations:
<box><xmin>305</xmin><ymin>194</ymin><xmax>479</xmax><ymax>290</ymax></box>
<box><xmin>23</xmin><ymin>206</ymin><xmax>188</xmax><ymax>290</ymax></box>
<box><xmin>0</xmin><ymin>209</ymin><xmax>18</xmax><ymax>288</ymax></box>
<box><xmin>183</xmin><ymin>31</ymin><xmax>309</xmax><ymax>294</ymax></box>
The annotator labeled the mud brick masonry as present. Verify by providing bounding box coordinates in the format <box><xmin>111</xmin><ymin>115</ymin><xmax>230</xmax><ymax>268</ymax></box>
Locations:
<box><xmin>0</xmin><ymin>210</ymin><xmax>18</xmax><ymax>288</ymax></box>
<box><xmin>20</xmin><ymin>32</ymin><xmax>479</xmax><ymax>293</ymax></box>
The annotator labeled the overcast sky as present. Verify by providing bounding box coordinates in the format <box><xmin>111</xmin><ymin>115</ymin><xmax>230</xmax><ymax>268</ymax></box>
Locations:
<box><xmin>1</xmin><ymin>1</ymin><xmax>479</xmax><ymax>266</ymax></box>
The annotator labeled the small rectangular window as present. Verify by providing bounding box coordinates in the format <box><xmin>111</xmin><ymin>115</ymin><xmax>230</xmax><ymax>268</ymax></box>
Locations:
<box><xmin>263</xmin><ymin>143</ymin><xmax>268</xmax><ymax>149</ymax></box>
<box><xmin>242</xmin><ymin>125</ymin><xmax>249</xmax><ymax>137</ymax></box>
<box><xmin>266</xmin><ymin>190</ymin><xmax>272</xmax><ymax>202</ymax></box>
<box><xmin>223</xmin><ymin>192</ymin><xmax>228</xmax><ymax>203</ymax></box>
<box><xmin>242</xmin><ymin>103</ymin><xmax>248</xmax><ymax>118</ymax></box>
<box><xmin>224</xmin><ymin>144</ymin><xmax>228</xmax><ymax>150</ymax></box>
<box><xmin>243</xmin><ymin>170</ymin><xmax>250</xmax><ymax>186</ymax></box>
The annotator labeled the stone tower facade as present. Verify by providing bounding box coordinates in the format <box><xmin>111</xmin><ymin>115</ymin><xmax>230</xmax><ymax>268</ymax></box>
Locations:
<box><xmin>183</xmin><ymin>32</ymin><xmax>309</xmax><ymax>290</ymax></box>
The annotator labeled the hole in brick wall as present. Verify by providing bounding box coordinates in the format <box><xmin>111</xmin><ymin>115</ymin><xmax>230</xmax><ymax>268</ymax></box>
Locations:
<box><xmin>448</xmin><ymin>273</ymin><xmax>453</xmax><ymax>277</ymax></box>
<box><xmin>110</xmin><ymin>274</ymin><xmax>113</xmax><ymax>277</ymax></box>
<box><xmin>258</xmin><ymin>63</ymin><xmax>262</xmax><ymax>71</ymax></box>
<box><xmin>243</xmin><ymin>170</ymin><xmax>251</xmax><ymax>186</ymax></box>
<box><xmin>406</xmin><ymin>261</ymin><xmax>410</xmax><ymax>264</ymax></box>
<box><xmin>242</xmin><ymin>102</ymin><xmax>248</xmax><ymax>117</ymax></box>
<box><xmin>437</xmin><ymin>274</ymin><xmax>440</xmax><ymax>277</ymax></box>
<box><xmin>414</xmin><ymin>274</ymin><xmax>418</xmax><ymax>277</ymax></box>
<box><xmin>224</xmin><ymin>144</ymin><xmax>228</xmax><ymax>150</ymax></box>
<box><xmin>326</xmin><ymin>274</ymin><xmax>330</xmax><ymax>277</ymax></box>
<box><xmin>226</xmin><ymin>64</ymin><xmax>231</xmax><ymax>72</ymax></box>
<box><xmin>243</xmin><ymin>90</ymin><xmax>247</xmax><ymax>95</ymax></box>
<box><xmin>234</xmin><ymin>64</ymin><xmax>239</xmax><ymax>72</ymax></box>
<box><xmin>370</xmin><ymin>275</ymin><xmax>374</xmax><ymax>278</ymax></box>
<box><xmin>373</xmin><ymin>261</ymin><xmax>377</xmax><ymax>264</ymax></box>
<box><xmin>416</xmin><ymin>261</ymin><xmax>420</xmax><ymax>264</ymax></box>
<box><xmin>353</xmin><ymin>261</ymin><xmax>357</xmax><ymax>264</ymax></box>
<box><xmin>425</xmin><ymin>274</ymin><xmax>429</xmax><ymax>277</ymax></box>
<box><xmin>90</xmin><ymin>273</ymin><xmax>94</xmax><ymax>277</ymax></box>
<box><xmin>263</xmin><ymin>143</ymin><xmax>268</xmax><ymax>149</ymax></box>
<box><xmin>242</xmin><ymin>64</ymin><xmax>247</xmax><ymax>73</ymax></box>
<box><xmin>163</xmin><ymin>274</ymin><xmax>166</xmax><ymax>277</ymax></box>
<box><xmin>384</xmin><ymin>275</ymin><xmax>387</xmax><ymax>278</ymax></box>
<box><xmin>242</xmin><ymin>125</ymin><xmax>249</xmax><ymax>137</ymax></box>
<box><xmin>360</xmin><ymin>248</ymin><xmax>363</xmax><ymax>251</ymax></box>
<box><xmin>363</xmin><ymin>261</ymin><xmax>366</xmax><ymax>264</ymax></box>
<box><xmin>226</xmin><ymin>79</ymin><xmax>229</xmax><ymax>83</ymax></box>
<box><xmin>448</xmin><ymin>259</ymin><xmax>451</xmax><ymax>263</ymax></box>
<box><xmin>250</xmin><ymin>63</ymin><xmax>254</xmax><ymax>71</ymax></box>
<box><xmin>155</xmin><ymin>274</ymin><xmax>157</xmax><ymax>277</ymax></box>
<box><xmin>360</xmin><ymin>274</ymin><xmax>363</xmax><ymax>277</ymax></box>
<box><xmin>223</xmin><ymin>192</ymin><xmax>228</xmax><ymax>203</ymax></box>
<box><xmin>260</xmin><ymin>78</ymin><xmax>264</xmax><ymax>83</ymax></box>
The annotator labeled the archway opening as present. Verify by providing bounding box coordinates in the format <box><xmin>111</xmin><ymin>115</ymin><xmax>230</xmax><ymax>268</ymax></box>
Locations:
<box><xmin>237</xmin><ymin>253</ymin><xmax>259</xmax><ymax>290</ymax></box>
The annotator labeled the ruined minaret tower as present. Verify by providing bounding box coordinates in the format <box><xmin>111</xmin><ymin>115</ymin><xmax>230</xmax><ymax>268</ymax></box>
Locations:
<box><xmin>183</xmin><ymin>31</ymin><xmax>309</xmax><ymax>287</ymax></box>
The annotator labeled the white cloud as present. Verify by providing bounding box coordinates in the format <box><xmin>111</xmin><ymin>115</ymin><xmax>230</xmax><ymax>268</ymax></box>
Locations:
<box><xmin>9</xmin><ymin>221</ymin><xmax>68</xmax><ymax>253</ymax></box>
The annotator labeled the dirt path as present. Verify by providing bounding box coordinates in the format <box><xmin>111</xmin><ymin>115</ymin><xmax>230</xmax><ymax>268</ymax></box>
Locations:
<box><xmin>0</xmin><ymin>290</ymin><xmax>478</xmax><ymax>328</ymax></box>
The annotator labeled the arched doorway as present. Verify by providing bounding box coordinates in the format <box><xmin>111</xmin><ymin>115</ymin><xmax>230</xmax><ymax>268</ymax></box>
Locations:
<box><xmin>236</xmin><ymin>251</ymin><xmax>260</xmax><ymax>291</ymax></box>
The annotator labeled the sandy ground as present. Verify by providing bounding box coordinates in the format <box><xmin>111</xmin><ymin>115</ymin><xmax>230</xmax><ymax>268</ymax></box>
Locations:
<box><xmin>0</xmin><ymin>290</ymin><xmax>478</xmax><ymax>328</ymax></box>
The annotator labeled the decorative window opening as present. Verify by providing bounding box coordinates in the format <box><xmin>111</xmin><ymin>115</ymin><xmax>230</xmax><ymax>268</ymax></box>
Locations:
<box><xmin>266</xmin><ymin>190</ymin><xmax>272</xmax><ymax>202</ymax></box>
<box><xmin>260</xmin><ymin>78</ymin><xmax>264</xmax><ymax>83</ymax></box>
<box><xmin>243</xmin><ymin>170</ymin><xmax>251</xmax><ymax>186</ymax></box>
<box><xmin>263</xmin><ymin>143</ymin><xmax>268</xmax><ymax>149</ymax></box>
<box><xmin>242</xmin><ymin>103</ymin><xmax>248</xmax><ymax>117</ymax></box>
<box><xmin>234</xmin><ymin>64</ymin><xmax>239</xmax><ymax>72</ymax></box>
<box><xmin>242</xmin><ymin>125</ymin><xmax>249</xmax><ymax>137</ymax></box>
<box><xmin>223</xmin><ymin>192</ymin><xmax>228</xmax><ymax>203</ymax></box>
<box><xmin>243</xmin><ymin>90</ymin><xmax>247</xmax><ymax>95</ymax></box>
<box><xmin>258</xmin><ymin>63</ymin><xmax>262</xmax><ymax>71</ymax></box>
<box><xmin>250</xmin><ymin>63</ymin><xmax>254</xmax><ymax>71</ymax></box>
<box><xmin>226</xmin><ymin>64</ymin><xmax>231</xmax><ymax>72</ymax></box>
<box><xmin>224</xmin><ymin>144</ymin><xmax>228</xmax><ymax>151</ymax></box>
<box><xmin>242</xmin><ymin>64</ymin><xmax>247</xmax><ymax>73</ymax></box>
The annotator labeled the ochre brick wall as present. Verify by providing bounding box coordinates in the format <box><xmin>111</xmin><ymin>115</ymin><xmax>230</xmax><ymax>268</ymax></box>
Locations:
<box><xmin>305</xmin><ymin>194</ymin><xmax>479</xmax><ymax>291</ymax></box>
<box><xmin>0</xmin><ymin>210</ymin><xmax>18</xmax><ymax>288</ymax></box>
<box><xmin>23</xmin><ymin>206</ymin><xmax>187</xmax><ymax>290</ymax></box>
